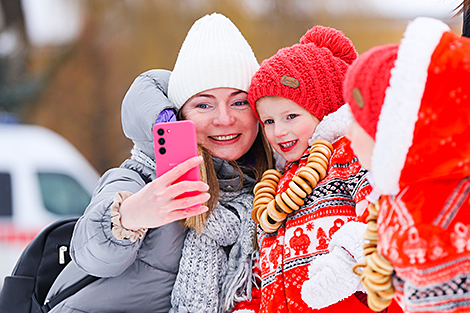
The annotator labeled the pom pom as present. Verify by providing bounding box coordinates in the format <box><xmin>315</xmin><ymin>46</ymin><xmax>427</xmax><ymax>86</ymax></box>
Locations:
<box><xmin>300</xmin><ymin>26</ymin><xmax>357</xmax><ymax>65</ymax></box>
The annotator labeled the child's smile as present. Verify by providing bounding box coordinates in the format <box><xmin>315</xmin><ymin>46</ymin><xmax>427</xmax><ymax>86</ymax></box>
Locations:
<box><xmin>256</xmin><ymin>96</ymin><xmax>320</xmax><ymax>162</ymax></box>
<box><xmin>279</xmin><ymin>139</ymin><xmax>298</xmax><ymax>152</ymax></box>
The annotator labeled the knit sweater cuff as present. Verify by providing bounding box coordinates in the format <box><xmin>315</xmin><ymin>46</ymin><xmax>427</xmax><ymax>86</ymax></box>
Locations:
<box><xmin>110</xmin><ymin>191</ymin><xmax>148</xmax><ymax>242</ymax></box>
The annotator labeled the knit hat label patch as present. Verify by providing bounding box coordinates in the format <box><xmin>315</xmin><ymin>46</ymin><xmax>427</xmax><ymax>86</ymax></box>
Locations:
<box><xmin>352</xmin><ymin>87</ymin><xmax>365</xmax><ymax>108</ymax></box>
<box><xmin>280</xmin><ymin>76</ymin><xmax>299</xmax><ymax>88</ymax></box>
<box><xmin>248</xmin><ymin>25</ymin><xmax>358</xmax><ymax>122</ymax></box>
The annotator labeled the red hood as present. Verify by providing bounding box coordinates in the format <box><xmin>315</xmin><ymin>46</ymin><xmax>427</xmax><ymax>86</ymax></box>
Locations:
<box><xmin>369</xmin><ymin>19</ymin><xmax>470</xmax><ymax>195</ymax></box>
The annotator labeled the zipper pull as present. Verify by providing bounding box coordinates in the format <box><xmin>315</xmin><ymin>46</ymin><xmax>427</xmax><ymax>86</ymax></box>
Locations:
<box><xmin>59</xmin><ymin>245</ymin><xmax>68</xmax><ymax>264</ymax></box>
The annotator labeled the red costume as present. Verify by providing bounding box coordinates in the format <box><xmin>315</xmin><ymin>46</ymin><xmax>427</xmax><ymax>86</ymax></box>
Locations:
<box><xmin>345</xmin><ymin>17</ymin><xmax>470</xmax><ymax>313</ymax></box>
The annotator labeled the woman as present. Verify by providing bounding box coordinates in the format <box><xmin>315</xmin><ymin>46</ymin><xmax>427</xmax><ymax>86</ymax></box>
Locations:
<box><xmin>46</xmin><ymin>13</ymin><xmax>273</xmax><ymax>313</ymax></box>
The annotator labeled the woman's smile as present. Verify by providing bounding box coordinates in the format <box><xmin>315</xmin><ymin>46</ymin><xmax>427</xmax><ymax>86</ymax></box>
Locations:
<box><xmin>209</xmin><ymin>134</ymin><xmax>241</xmax><ymax>142</ymax></box>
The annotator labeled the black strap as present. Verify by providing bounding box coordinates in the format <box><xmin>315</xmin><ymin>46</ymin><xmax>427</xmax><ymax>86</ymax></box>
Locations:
<box><xmin>464</xmin><ymin>8</ymin><xmax>470</xmax><ymax>38</ymax></box>
<box><xmin>41</xmin><ymin>275</ymin><xmax>99</xmax><ymax>313</ymax></box>
<box><xmin>41</xmin><ymin>169</ymin><xmax>151</xmax><ymax>312</ymax></box>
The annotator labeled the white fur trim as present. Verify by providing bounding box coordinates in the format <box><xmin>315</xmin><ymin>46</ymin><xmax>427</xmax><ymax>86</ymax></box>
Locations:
<box><xmin>301</xmin><ymin>245</ymin><xmax>363</xmax><ymax>309</ymax></box>
<box><xmin>233</xmin><ymin>310</ymin><xmax>256</xmax><ymax>313</ymax></box>
<box><xmin>309</xmin><ymin>104</ymin><xmax>353</xmax><ymax>145</ymax></box>
<box><xmin>372</xmin><ymin>17</ymin><xmax>449</xmax><ymax>195</ymax></box>
<box><xmin>273</xmin><ymin>150</ymin><xmax>287</xmax><ymax>171</ymax></box>
<box><xmin>329</xmin><ymin>221</ymin><xmax>367</xmax><ymax>263</ymax></box>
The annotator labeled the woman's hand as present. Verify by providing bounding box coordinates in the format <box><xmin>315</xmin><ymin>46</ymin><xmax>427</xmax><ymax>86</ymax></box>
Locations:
<box><xmin>119</xmin><ymin>156</ymin><xmax>210</xmax><ymax>230</ymax></box>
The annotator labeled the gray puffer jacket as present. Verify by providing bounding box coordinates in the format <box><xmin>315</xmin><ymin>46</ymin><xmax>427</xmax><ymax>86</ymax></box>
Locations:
<box><xmin>45</xmin><ymin>70</ymin><xmax>257</xmax><ymax>312</ymax></box>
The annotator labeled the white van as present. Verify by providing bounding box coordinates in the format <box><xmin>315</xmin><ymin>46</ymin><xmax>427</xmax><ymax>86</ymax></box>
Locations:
<box><xmin>0</xmin><ymin>123</ymin><xmax>100</xmax><ymax>284</ymax></box>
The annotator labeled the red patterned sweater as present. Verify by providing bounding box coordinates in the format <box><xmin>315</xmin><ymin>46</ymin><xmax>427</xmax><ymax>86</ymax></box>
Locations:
<box><xmin>234</xmin><ymin>106</ymin><xmax>404</xmax><ymax>313</ymax></box>
<box><xmin>257</xmin><ymin>136</ymin><xmax>373</xmax><ymax>312</ymax></box>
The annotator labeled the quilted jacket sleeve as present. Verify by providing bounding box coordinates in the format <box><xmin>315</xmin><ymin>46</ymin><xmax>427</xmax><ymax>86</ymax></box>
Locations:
<box><xmin>70</xmin><ymin>167</ymin><xmax>148</xmax><ymax>277</ymax></box>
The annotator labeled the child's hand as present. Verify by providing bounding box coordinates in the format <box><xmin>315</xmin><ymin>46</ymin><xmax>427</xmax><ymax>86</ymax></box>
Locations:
<box><xmin>301</xmin><ymin>221</ymin><xmax>367</xmax><ymax>309</ymax></box>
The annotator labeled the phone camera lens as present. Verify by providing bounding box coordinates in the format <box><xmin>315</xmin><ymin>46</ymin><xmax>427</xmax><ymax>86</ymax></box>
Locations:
<box><xmin>159</xmin><ymin>147</ymin><xmax>166</xmax><ymax>155</ymax></box>
<box><xmin>157</xmin><ymin>128</ymin><xmax>164</xmax><ymax>136</ymax></box>
<box><xmin>158</xmin><ymin>138</ymin><xmax>165</xmax><ymax>145</ymax></box>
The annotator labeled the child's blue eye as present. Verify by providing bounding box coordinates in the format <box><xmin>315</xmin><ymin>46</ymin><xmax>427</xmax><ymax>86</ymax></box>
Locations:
<box><xmin>196</xmin><ymin>103</ymin><xmax>209</xmax><ymax>109</ymax></box>
<box><xmin>287</xmin><ymin>114</ymin><xmax>298</xmax><ymax>120</ymax></box>
<box><xmin>264</xmin><ymin>119</ymin><xmax>274</xmax><ymax>125</ymax></box>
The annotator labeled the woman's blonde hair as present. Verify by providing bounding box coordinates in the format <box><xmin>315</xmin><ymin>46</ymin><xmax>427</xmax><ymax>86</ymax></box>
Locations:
<box><xmin>177</xmin><ymin>109</ymin><xmax>274</xmax><ymax>233</ymax></box>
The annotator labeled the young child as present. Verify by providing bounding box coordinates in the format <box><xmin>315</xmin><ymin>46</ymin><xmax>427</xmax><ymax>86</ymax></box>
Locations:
<box><xmin>242</xmin><ymin>25</ymin><xmax>382</xmax><ymax>313</ymax></box>
<box><xmin>344</xmin><ymin>17</ymin><xmax>470</xmax><ymax>313</ymax></box>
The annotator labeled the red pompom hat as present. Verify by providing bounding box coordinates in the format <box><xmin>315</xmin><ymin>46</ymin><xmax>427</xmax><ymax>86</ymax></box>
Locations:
<box><xmin>344</xmin><ymin>17</ymin><xmax>470</xmax><ymax>195</ymax></box>
<box><xmin>343</xmin><ymin>44</ymin><xmax>399</xmax><ymax>140</ymax></box>
<box><xmin>248</xmin><ymin>25</ymin><xmax>357</xmax><ymax>122</ymax></box>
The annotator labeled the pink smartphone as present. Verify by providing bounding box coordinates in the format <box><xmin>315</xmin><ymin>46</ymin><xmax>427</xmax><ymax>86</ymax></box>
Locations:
<box><xmin>153</xmin><ymin>120</ymin><xmax>201</xmax><ymax>199</ymax></box>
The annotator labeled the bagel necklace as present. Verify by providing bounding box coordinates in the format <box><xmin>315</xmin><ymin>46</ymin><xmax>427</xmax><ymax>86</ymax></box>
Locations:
<box><xmin>251</xmin><ymin>139</ymin><xmax>334</xmax><ymax>233</ymax></box>
<box><xmin>352</xmin><ymin>201</ymin><xmax>395</xmax><ymax>312</ymax></box>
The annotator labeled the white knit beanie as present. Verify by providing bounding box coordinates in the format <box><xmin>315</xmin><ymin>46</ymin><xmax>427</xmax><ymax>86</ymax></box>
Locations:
<box><xmin>168</xmin><ymin>13</ymin><xmax>260</xmax><ymax>110</ymax></box>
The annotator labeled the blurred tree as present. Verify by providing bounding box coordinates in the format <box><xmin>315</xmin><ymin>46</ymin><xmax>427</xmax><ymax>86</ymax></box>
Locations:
<box><xmin>0</xmin><ymin>0</ymin><xmax>37</xmax><ymax>115</ymax></box>
<box><xmin>21</xmin><ymin>0</ymin><xmax>462</xmax><ymax>174</ymax></box>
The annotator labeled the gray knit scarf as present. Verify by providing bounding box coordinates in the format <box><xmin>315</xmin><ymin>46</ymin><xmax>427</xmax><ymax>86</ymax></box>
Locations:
<box><xmin>170</xmin><ymin>161</ymin><xmax>256</xmax><ymax>313</ymax></box>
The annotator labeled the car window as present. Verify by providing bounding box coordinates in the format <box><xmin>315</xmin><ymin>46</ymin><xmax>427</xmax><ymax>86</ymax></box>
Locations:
<box><xmin>37</xmin><ymin>172</ymin><xmax>91</xmax><ymax>216</ymax></box>
<box><xmin>0</xmin><ymin>172</ymin><xmax>13</xmax><ymax>217</ymax></box>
